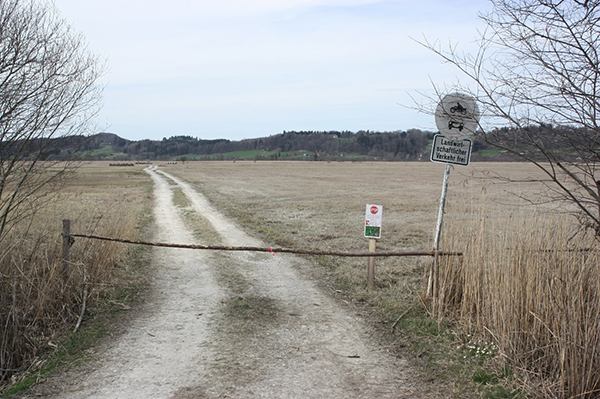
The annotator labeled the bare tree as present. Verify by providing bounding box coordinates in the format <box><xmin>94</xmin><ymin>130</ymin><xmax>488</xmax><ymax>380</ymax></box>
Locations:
<box><xmin>0</xmin><ymin>0</ymin><xmax>103</xmax><ymax>244</ymax></box>
<box><xmin>421</xmin><ymin>0</ymin><xmax>600</xmax><ymax>232</ymax></box>
<box><xmin>0</xmin><ymin>0</ymin><xmax>103</xmax><ymax>383</ymax></box>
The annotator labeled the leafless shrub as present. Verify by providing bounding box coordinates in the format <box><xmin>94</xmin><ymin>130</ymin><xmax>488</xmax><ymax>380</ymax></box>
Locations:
<box><xmin>0</xmin><ymin>206</ymin><xmax>137</xmax><ymax>386</ymax></box>
<box><xmin>0</xmin><ymin>0</ymin><xmax>104</xmax><ymax>385</ymax></box>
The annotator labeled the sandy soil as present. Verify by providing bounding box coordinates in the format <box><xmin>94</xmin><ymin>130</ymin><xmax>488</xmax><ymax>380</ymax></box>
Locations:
<box><xmin>26</xmin><ymin>166</ymin><xmax>423</xmax><ymax>398</ymax></box>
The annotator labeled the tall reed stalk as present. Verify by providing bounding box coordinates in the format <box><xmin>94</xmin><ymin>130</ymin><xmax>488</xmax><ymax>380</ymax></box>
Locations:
<box><xmin>437</xmin><ymin>201</ymin><xmax>600</xmax><ymax>398</ymax></box>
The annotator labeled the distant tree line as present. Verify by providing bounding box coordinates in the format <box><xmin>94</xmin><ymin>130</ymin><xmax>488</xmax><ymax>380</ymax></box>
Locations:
<box><xmin>73</xmin><ymin>129</ymin><xmax>437</xmax><ymax>161</ymax></box>
<box><xmin>249</xmin><ymin>130</ymin><xmax>434</xmax><ymax>160</ymax></box>
<box><xmin>12</xmin><ymin>126</ymin><xmax>583</xmax><ymax>162</ymax></box>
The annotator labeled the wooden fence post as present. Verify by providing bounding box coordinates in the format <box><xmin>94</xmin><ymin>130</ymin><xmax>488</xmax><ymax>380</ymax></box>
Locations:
<box><xmin>62</xmin><ymin>219</ymin><xmax>72</xmax><ymax>281</ymax></box>
<box><xmin>367</xmin><ymin>238</ymin><xmax>377</xmax><ymax>289</ymax></box>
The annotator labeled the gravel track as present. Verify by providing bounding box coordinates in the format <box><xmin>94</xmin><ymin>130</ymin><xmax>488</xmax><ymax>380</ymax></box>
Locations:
<box><xmin>32</xmin><ymin>167</ymin><xmax>420</xmax><ymax>398</ymax></box>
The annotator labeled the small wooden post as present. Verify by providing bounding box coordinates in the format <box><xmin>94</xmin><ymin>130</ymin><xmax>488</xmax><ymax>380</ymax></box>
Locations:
<box><xmin>367</xmin><ymin>238</ymin><xmax>377</xmax><ymax>289</ymax></box>
<box><xmin>62</xmin><ymin>219</ymin><xmax>72</xmax><ymax>281</ymax></box>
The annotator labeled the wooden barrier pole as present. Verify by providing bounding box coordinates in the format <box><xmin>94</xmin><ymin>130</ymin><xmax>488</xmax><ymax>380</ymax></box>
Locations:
<box><xmin>367</xmin><ymin>238</ymin><xmax>376</xmax><ymax>289</ymax></box>
<box><xmin>70</xmin><ymin>233</ymin><xmax>463</xmax><ymax>257</ymax></box>
<box><xmin>62</xmin><ymin>219</ymin><xmax>72</xmax><ymax>282</ymax></box>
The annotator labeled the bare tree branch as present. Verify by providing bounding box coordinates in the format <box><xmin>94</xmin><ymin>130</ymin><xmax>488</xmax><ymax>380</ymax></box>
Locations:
<box><xmin>417</xmin><ymin>0</ymin><xmax>600</xmax><ymax>232</ymax></box>
<box><xmin>0</xmin><ymin>0</ymin><xmax>103</xmax><ymax>244</ymax></box>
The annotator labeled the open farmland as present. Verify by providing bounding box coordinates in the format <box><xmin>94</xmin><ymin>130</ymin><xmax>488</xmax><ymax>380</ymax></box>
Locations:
<box><xmin>13</xmin><ymin>160</ymin><xmax>598</xmax><ymax>399</ymax></box>
<box><xmin>157</xmin><ymin>160</ymin><xmax>557</xmax><ymax>396</ymax></box>
<box><xmin>164</xmin><ymin>160</ymin><xmax>552</xmax><ymax>309</ymax></box>
<box><xmin>164</xmin><ymin>161</ymin><xmax>549</xmax><ymax>252</ymax></box>
<box><xmin>162</xmin><ymin>160</ymin><xmax>598</xmax><ymax>398</ymax></box>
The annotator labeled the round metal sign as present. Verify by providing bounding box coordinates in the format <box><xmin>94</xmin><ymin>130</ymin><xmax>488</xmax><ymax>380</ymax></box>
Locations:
<box><xmin>435</xmin><ymin>92</ymin><xmax>480</xmax><ymax>138</ymax></box>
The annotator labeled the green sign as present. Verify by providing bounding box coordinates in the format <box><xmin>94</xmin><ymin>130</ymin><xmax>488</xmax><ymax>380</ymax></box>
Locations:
<box><xmin>365</xmin><ymin>225</ymin><xmax>380</xmax><ymax>238</ymax></box>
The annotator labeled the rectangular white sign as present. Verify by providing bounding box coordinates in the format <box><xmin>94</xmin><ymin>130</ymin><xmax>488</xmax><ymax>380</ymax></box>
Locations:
<box><xmin>430</xmin><ymin>134</ymin><xmax>472</xmax><ymax>166</ymax></box>
<box><xmin>364</xmin><ymin>204</ymin><xmax>382</xmax><ymax>239</ymax></box>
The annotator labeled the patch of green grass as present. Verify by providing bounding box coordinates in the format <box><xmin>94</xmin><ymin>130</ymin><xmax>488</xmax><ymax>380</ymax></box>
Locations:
<box><xmin>415</xmin><ymin>317</ymin><xmax>450</xmax><ymax>336</ymax></box>
<box><xmin>474</xmin><ymin>366</ymin><xmax>523</xmax><ymax>398</ymax></box>
<box><xmin>74</xmin><ymin>146</ymin><xmax>128</xmax><ymax>160</ymax></box>
<box><xmin>89</xmin><ymin>146</ymin><xmax>115</xmax><ymax>155</ymax></box>
<box><xmin>474</xmin><ymin>148</ymin><xmax>505</xmax><ymax>157</ymax></box>
<box><xmin>1</xmin><ymin>322</ymin><xmax>109</xmax><ymax>397</ymax></box>
<box><xmin>480</xmin><ymin>385</ymin><xmax>521</xmax><ymax>399</ymax></box>
<box><xmin>474</xmin><ymin>370</ymin><xmax>499</xmax><ymax>385</ymax></box>
<box><xmin>333</xmin><ymin>152</ymin><xmax>371</xmax><ymax>159</ymax></box>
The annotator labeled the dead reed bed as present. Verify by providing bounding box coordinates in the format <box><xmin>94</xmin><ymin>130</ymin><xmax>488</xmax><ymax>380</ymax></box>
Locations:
<box><xmin>0</xmin><ymin>163</ymin><xmax>150</xmax><ymax>389</ymax></box>
<box><xmin>438</xmin><ymin>185</ymin><xmax>600</xmax><ymax>398</ymax></box>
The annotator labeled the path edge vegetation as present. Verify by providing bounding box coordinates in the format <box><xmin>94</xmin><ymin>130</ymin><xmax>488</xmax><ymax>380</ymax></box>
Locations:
<box><xmin>0</xmin><ymin>168</ymin><xmax>155</xmax><ymax>398</ymax></box>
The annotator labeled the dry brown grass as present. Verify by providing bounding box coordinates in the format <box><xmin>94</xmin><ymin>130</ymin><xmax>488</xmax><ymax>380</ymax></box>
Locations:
<box><xmin>5</xmin><ymin>159</ymin><xmax>595</xmax><ymax>397</ymax></box>
<box><xmin>439</xmin><ymin>184</ymin><xmax>600</xmax><ymax>398</ymax></box>
<box><xmin>166</xmin><ymin>161</ymin><xmax>446</xmax><ymax>314</ymax></box>
<box><xmin>166</xmin><ymin>160</ymin><xmax>599</xmax><ymax>398</ymax></box>
<box><xmin>0</xmin><ymin>162</ymin><xmax>151</xmax><ymax>388</ymax></box>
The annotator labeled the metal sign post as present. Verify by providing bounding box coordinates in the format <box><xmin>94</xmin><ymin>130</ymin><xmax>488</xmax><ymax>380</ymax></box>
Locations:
<box><xmin>428</xmin><ymin>93</ymin><xmax>479</xmax><ymax>297</ymax></box>
<box><xmin>427</xmin><ymin>163</ymin><xmax>451</xmax><ymax>296</ymax></box>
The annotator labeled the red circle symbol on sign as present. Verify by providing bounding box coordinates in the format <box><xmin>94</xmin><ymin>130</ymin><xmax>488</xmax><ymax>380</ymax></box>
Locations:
<box><xmin>370</xmin><ymin>206</ymin><xmax>379</xmax><ymax>214</ymax></box>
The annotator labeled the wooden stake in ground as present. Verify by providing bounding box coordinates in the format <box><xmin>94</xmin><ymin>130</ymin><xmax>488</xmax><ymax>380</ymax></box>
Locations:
<box><xmin>367</xmin><ymin>238</ymin><xmax>377</xmax><ymax>289</ymax></box>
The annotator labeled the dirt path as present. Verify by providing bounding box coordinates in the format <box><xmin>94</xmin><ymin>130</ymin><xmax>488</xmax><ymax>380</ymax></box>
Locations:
<box><xmin>35</xmin><ymin>167</ymin><xmax>421</xmax><ymax>398</ymax></box>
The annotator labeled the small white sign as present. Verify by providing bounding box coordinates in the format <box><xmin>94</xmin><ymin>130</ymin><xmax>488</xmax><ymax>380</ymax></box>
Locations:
<box><xmin>430</xmin><ymin>134</ymin><xmax>472</xmax><ymax>166</ymax></box>
<box><xmin>364</xmin><ymin>204</ymin><xmax>382</xmax><ymax>239</ymax></box>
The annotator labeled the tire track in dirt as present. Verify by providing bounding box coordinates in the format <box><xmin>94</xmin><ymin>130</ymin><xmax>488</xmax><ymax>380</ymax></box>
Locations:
<box><xmin>157</xmin><ymin>169</ymin><xmax>419</xmax><ymax>398</ymax></box>
<box><xmin>35</xmin><ymin>167</ymin><xmax>420</xmax><ymax>398</ymax></box>
<box><xmin>38</xmin><ymin>167</ymin><xmax>224</xmax><ymax>398</ymax></box>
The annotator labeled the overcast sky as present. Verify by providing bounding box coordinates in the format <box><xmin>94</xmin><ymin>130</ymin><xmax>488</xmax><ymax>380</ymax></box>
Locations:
<box><xmin>52</xmin><ymin>0</ymin><xmax>492</xmax><ymax>141</ymax></box>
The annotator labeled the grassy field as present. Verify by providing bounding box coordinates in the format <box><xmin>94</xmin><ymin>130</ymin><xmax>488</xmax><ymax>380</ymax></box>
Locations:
<box><xmin>161</xmin><ymin>160</ymin><xmax>566</xmax><ymax>397</ymax></box>
<box><xmin>164</xmin><ymin>160</ymin><xmax>550</xmax><ymax>255</ymax></box>
<box><xmin>4</xmin><ymin>160</ymin><xmax>597</xmax><ymax>398</ymax></box>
